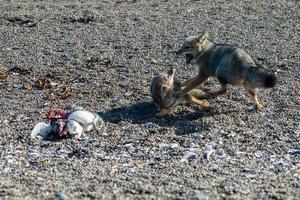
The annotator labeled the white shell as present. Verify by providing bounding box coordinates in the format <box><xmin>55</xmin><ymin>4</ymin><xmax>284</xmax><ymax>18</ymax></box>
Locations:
<box><xmin>31</xmin><ymin>122</ymin><xmax>52</xmax><ymax>139</ymax></box>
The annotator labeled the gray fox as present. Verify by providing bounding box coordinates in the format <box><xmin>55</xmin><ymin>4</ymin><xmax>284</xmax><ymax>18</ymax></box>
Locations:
<box><xmin>175</xmin><ymin>33</ymin><xmax>277</xmax><ymax>110</ymax></box>
<box><xmin>151</xmin><ymin>68</ymin><xmax>210</xmax><ymax>117</ymax></box>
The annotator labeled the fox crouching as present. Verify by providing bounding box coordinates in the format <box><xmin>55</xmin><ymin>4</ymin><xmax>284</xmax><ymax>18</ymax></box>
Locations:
<box><xmin>175</xmin><ymin>33</ymin><xmax>277</xmax><ymax>111</ymax></box>
<box><xmin>151</xmin><ymin>68</ymin><xmax>210</xmax><ymax>117</ymax></box>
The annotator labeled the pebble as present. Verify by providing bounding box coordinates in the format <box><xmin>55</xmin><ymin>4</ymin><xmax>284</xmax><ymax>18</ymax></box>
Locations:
<box><xmin>202</xmin><ymin>148</ymin><xmax>215</xmax><ymax>162</ymax></box>
<box><xmin>92</xmin><ymin>152</ymin><xmax>108</xmax><ymax>161</ymax></box>
<box><xmin>124</xmin><ymin>91</ymin><xmax>133</xmax><ymax>97</ymax></box>
<box><xmin>170</xmin><ymin>143</ymin><xmax>179</xmax><ymax>149</ymax></box>
<box><xmin>239</xmin><ymin>120</ymin><xmax>246</xmax><ymax>126</ymax></box>
<box><xmin>3</xmin><ymin>167</ymin><xmax>11</xmax><ymax>173</ymax></box>
<box><xmin>241</xmin><ymin>168</ymin><xmax>256</xmax><ymax>174</ymax></box>
<box><xmin>6</xmin><ymin>159</ymin><xmax>14</xmax><ymax>164</ymax></box>
<box><xmin>142</xmin><ymin>122</ymin><xmax>154</xmax><ymax>129</ymax></box>
<box><xmin>56</xmin><ymin>192</ymin><xmax>68</xmax><ymax>200</ymax></box>
<box><xmin>61</xmin><ymin>53</ymin><xmax>71</xmax><ymax>61</ymax></box>
<box><xmin>125</xmin><ymin>143</ymin><xmax>135</xmax><ymax>153</ymax></box>
<box><xmin>214</xmin><ymin>149</ymin><xmax>226</xmax><ymax>160</ymax></box>
<box><xmin>289</xmin><ymin>149</ymin><xmax>300</xmax><ymax>156</ymax></box>
<box><xmin>181</xmin><ymin>149</ymin><xmax>196</xmax><ymax>162</ymax></box>
<box><xmin>227</xmin><ymin>146</ymin><xmax>236</xmax><ymax>156</ymax></box>
<box><xmin>3</xmin><ymin>119</ymin><xmax>10</xmax><ymax>126</ymax></box>
<box><xmin>150</xmin><ymin>59</ymin><xmax>158</xmax><ymax>64</ymax></box>
<box><xmin>254</xmin><ymin>151</ymin><xmax>263</xmax><ymax>158</ymax></box>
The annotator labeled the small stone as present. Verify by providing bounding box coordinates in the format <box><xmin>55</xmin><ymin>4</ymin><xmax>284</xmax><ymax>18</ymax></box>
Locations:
<box><xmin>120</xmin><ymin>121</ymin><xmax>130</xmax><ymax>130</ymax></box>
<box><xmin>181</xmin><ymin>149</ymin><xmax>196</xmax><ymax>162</ymax></box>
<box><xmin>110</xmin><ymin>167</ymin><xmax>118</xmax><ymax>175</ymax></box>
<box><xmin>37</xmin><ymin>177</ymin><xmax>44</xmax><ymax>182</ymax></box>
<box><xmin>125</xmin><ymin>143</ymin><xmax>135</xmax><ymax>153</ymax></box>
<box><xmin>6</xmin><ymin>159</ymin><xmax>14</xmax><ymax>164</ymax></box>
<box><xmin>277</xmin><ymin>62</ymin><xmax>286</xmax><ymax>68</ymax></box>
<box><xmin>124</xmin><ymin>91</ymin><xmax>133</xmax><ymax>97</ymax></box>
<box><xmin>227</xmin><ymin>146</ymin><xmax>236</xmax><ymax>156</ymax></box>
<box><xmin>92</xmin><ymin>152</ymin><xmax>108</xmax><ymax>161</ymax></box>
<box><xmin>215</xmin><ymin>149</ymin><xmax>226</xmax><ymax>160</ymax></box>
<box><xmin>170</xmin><ymin>143</ymin><xmax>179</xmax><ymax>149</ymax></box>
<box><xmin>229</xmin><ymin>132</ymin><xmax>236</xmax><ymax>137</ymax></box>
<box><xmin>143</xmin><ymin>122</ymin><xmax>153</xmax><ymax>129</ymax></box>
<box><xmin>3</xmin><ymin>167</ymin><xmax>11</xmax><ymax>173</ymax></box>
<box><xmin>3</xmin><ymin>119</ymin><xmax>10</xmax><ymax>126</ymax></box>
<box><xmin>61</xmin><ymin>53</ymin><xmax>71</xmax><ymax>61</ymax></box>
<box><xmin>239</xmin><ymin>120</ymin><xmax>246</xmax><ymax>126</ymax></box>
<box><xmin>254</xmin><ymin>150</ymin><xmax>263</xmax><ymax>158</ymax></box>
<box><xmin>241</xmin><ymin>168</ymin><xmax>256</xmax><ymax>174</ymax></box>
<box><xmin>150</xmin><ymin>59</ymin><xmax>158</xmax><ymax>64</ymax></box>
<box><xmin>56</xmin><ymin>192</ymin><xmax>68</xmax><ymax>200</ymax></box>
<box><xmin>289</xmin><ymin>149</ymin><xmax>300</xmax><ymax>156</ymax></box>
<box><xmin>247</xmin><ymin>106</ymin><xmax>255</xmax><ymax>111</ymax></box>
<box><xmin>127</xmin><ymin>167</ymin><xmax>136</xmax><ymax>173</ymax></box>
<box><xmin>203</xmin><ymin>150</ymin><xmax>214</xmax><ymax>162</ymax></box>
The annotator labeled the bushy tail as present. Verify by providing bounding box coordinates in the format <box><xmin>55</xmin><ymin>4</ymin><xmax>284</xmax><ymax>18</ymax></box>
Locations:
<box><xmin>264</xmin><ymin>73</ymin><xmax>277</xmax><ymax>88</ymax></box>
<box><xmin>188</xmin><ymin>89</ymin><xmax>207</xmax><ymax>98</ymax></box>
<box><xmin>173</xmin><ymin>81</ymin><xmax>207</xmax><ymax>99</ymax></box>
<box><xmin>244</xmin><ymin>65</ymin><xmax>277</xmax><ymax>88</ymax></box>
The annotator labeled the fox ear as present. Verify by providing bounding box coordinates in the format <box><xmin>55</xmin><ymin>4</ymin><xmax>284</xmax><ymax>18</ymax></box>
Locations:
<box><xmin>197</xmin><ymin>33</ymin><xmax>209</xmax><ymax>44</ymax></box>
<box><xmin>167</xmin><ymin>68</ymin><xmax>176</xmax><ymax>77</ymax></box>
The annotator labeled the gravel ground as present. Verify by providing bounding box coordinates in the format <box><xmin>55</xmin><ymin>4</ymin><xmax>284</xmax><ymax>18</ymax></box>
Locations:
<box><xmin>0</xmin><ymin>0</ymin><xmax>299</xmax><ymax>199</ymax></box>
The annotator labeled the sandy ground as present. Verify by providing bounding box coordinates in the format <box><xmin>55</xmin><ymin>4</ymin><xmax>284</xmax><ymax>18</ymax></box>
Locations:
<box><xmin>0</xmin><ymin>0</ymin><xmax>299</xmax><ymax>199</ymax></box>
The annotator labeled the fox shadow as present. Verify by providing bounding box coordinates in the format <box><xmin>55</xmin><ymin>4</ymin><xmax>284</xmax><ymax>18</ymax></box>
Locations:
<box><xmin>98</xmin><ymin>101</ymin><xmax>236</xmax><ymax>135</ymax></box>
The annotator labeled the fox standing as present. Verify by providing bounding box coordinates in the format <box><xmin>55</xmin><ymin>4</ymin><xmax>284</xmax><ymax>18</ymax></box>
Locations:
<box><xmin>175</xmin><ymin>33</ymin><xmax>277</xmax><ymax>110</ymax></box>
<box><xmin>151</xmin><ymin>68</ymin><xmax>210</xmax><ymax>116</ymax></box>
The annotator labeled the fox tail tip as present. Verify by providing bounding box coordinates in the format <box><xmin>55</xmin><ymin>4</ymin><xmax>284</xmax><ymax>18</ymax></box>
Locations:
<box><xmin>265</xmin><ymin>73</ymin><xmax>277</xmax><ymax>88</ymax></box>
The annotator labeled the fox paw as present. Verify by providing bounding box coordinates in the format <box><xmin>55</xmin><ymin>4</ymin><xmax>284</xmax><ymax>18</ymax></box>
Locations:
<box><xmin>155</xmin><ymin>112</ymin><xmax>169</xmax><ymax>117</ymax></box>
<box><xmin>156</xmin><ymin>109</ymin><xmax>172</xmax><ymax>117</ymax></box>
<box><xmin>255</xmin><ymin>103</ymin><xmax>264</xmax><ymax>111</ymax></box>
<box><xmin>201</xmin><ymin>101</ymin><xmax>211</xmax><ymax>110</ymax></box>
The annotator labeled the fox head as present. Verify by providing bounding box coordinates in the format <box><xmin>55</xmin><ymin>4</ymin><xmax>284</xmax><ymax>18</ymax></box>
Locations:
<box><xmin>176</xmin><ymin>33</ymin><xmax>209</xmax><ymax>64</ymax></box>
<box><xmin>160</xmin><ymin>68</ymin><xmax>175</xmax><ymax>100</ymax></box>
<box><xmin>151</xmin><ymin>68</ymin><xmax>177</xmax><ymax>108</ymax></box>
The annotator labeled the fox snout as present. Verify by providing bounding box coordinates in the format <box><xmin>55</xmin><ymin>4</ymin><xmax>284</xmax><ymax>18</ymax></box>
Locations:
<box><xmin>176</xmin><ymin>46</ymin><xmax>194</xmax><ymax>64</ymax></box>
<box><xmin>176</xmin><ymin>48</ymin><xmax>184</xmax><ymax>55</ymax></box>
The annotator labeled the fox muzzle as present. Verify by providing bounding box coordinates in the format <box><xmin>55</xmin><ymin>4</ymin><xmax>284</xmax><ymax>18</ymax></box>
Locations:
<box><xmin>176</xmin><ymin>48</ymin><xmax>183</xmax><ymax>55</ymax></box>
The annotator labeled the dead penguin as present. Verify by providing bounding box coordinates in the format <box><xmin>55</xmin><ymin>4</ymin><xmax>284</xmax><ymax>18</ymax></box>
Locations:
<box><xmin>66</xmin><ymin>109</ymin><xmax>104</xmax><ymax>139</ymax></box>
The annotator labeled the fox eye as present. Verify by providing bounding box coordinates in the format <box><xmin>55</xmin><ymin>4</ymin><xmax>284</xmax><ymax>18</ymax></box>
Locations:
<box><xmin>161</xmin><ymin>85</ymin><xmax>169</xmax><ymax>91</ymax></box>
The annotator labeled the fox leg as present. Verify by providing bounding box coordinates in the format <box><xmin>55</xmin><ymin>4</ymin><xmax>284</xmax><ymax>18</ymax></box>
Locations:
<box><xmin>184</xmin><ymin>94</ymin><xmax>210</xmax><ymax>110</ymax></box>
<box><xmin>244</xmin><ymin>86</ymin><xmax>263</xmax><ymax>111</ymax></box>
<box><xmin>174</xmin><ymin>74</ymin><xmax>209</xmax><ymax>96</ymax></box>
<box><xmin>156</xmin><ymin>107</ymin><xmax>173</xmax><ymax>117</ymax></box>
<box><xmin>181</xmin><ymin>76</ymin><xmax>198</xmax><ymax>87</ymax></box>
